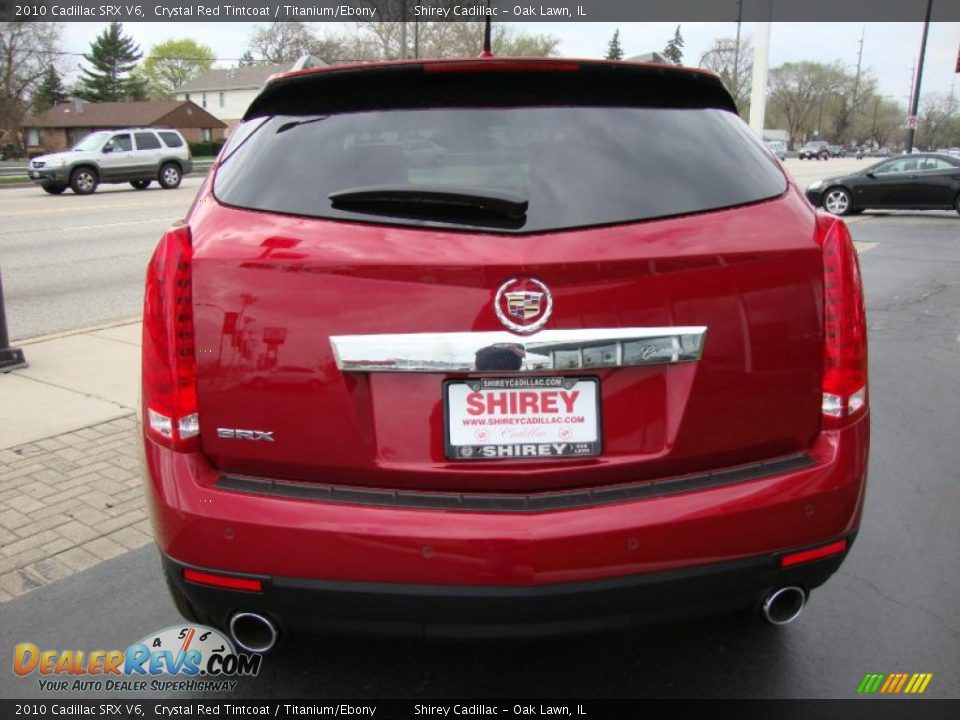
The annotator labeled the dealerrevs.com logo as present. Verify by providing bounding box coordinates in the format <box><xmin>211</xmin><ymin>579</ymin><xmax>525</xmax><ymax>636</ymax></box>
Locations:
<box><xmin>13</xmin><ymin>625</ymin><xmax>262</xmax><ymax>693</ymax></box>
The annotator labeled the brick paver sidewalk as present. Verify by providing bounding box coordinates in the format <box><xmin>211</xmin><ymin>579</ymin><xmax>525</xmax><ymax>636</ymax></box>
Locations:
<box><xmin>0</xmin><ymin>414</ymin><xmax>153</xmax><ymax>602</ymax></box>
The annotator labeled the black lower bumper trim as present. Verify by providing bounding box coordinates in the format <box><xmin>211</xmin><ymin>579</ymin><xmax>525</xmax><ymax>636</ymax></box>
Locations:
<box><xmin>216</xmin><ymin>452</ymin><xmax>816</xmax><ymax>513</ymax></box>
<box><xmin>163</xmin><ymin>533</ymin><xmax>853</xmax><ymax>640</ymax></box>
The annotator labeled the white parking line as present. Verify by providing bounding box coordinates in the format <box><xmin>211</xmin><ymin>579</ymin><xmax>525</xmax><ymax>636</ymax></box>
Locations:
<box><xmin>854</xmin><ymin>242</ymin><xmax>878</xmax><ymax>253</ymax></box>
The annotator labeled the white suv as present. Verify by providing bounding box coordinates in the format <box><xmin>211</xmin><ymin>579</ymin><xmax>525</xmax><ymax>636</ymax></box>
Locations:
<box><xmin>28</xmin><ymin>128</ymin><xmax>193</xmax><ymax>195</ymax></box>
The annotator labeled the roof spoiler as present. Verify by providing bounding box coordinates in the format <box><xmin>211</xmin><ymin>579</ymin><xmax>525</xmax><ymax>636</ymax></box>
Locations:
<box><xmin>245</xmin><ymin>60</ymin><xmax>738</xmax><ymax>120</ymax></box>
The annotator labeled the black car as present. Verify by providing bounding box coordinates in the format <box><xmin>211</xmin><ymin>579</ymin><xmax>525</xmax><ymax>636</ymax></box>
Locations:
<box><xmin>805</xmin><ymin>153</ymin><xmax>960</xmax><ymax>216</ymax></box>
<box><xmin>798</xmin><ymin>141</ymin><xmax>830</xmax><ymax>160</ymax></box>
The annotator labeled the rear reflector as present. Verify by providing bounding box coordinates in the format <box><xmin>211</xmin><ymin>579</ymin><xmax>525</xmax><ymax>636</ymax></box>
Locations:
<box><xmin>780</xmin><ymin>539</ymin><xmax>848</xmax><ymax>568</ymax></box>
<box><xmin>183</xmin><ymin>569</ymin><xmax>262</xmax><ymax>593</ymax></box>
<box><xmin>816</xmin><ymin>214</ymin><xmax>868</xmax><ymax>426</ymax></box>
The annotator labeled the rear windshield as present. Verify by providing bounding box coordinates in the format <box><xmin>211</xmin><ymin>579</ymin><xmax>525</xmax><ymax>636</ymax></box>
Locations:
<box><xmin>214</xmin><ymin>107</ymin><xmax>786</xmax><ymax>233</ymax></box>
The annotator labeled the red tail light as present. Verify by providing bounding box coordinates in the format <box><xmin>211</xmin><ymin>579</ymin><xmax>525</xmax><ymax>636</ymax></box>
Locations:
<box><xmin>142</xmin><ymin>225</ymin><xmax>199</xmax><ymax>451</ymax></box>
<box><xmin>816</xmin><ymin>214</ymin><xmax>868</xmax><ymax>426</ymax></box>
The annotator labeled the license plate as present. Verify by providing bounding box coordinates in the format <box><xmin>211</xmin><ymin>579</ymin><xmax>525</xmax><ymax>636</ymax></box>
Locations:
<box><xmin>444</xmin><ymin>377</ymin><xmax>601</xmax><ymax>461</ymax></box>
<box><xmin>29</xmin><ymin>172</ymin><xmax>37</xmax><ymax>179</ymax></box>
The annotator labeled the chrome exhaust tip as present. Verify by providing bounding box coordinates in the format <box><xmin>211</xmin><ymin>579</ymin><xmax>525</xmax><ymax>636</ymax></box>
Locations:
<box><xmin>228</xmin><ymin>612</ymin><xmax>278</xmax><ymax>654</ymax></box>
<box><xmin>761</xmin><ymin>586</ymin><xmax>806</xmax><ymax>626</ymax></box>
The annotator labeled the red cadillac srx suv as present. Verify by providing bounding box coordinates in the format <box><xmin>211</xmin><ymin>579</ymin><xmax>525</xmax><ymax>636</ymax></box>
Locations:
<box><xmin>142</xmin><ymin>58</ymin><xmax>869</xmax><ymax>652</ymax></box>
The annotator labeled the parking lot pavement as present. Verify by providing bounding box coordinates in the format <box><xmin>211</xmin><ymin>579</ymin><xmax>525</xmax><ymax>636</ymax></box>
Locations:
<box><xmin>781</xmin><ymin>156</ymin><xmax>873</xmax><ymax>188</ymax></box>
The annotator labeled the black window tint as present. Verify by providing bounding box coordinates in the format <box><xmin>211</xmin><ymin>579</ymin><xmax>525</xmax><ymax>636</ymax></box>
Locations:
<box><xmin>134</xmin><ymin>132</ymin><xmax>162</xmax><ymax>150</ymax></box>
<box><xmin>215</xmin><ymin>108</ymin><xmax>787</xmax><ymax>234</ymax></box>
<box><xmin>158</xmin><ymin>131</ymin><xmax>184</xmax><ymax>148</ymax></box>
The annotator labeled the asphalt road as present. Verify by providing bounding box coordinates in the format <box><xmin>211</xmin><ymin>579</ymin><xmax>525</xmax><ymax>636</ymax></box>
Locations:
<box><xmin>0</xmin><ymin>178</ymin><xmax>201</xmax><ymax>341</ymax></box>
<box><xmin>0</xmin><ymin>159</ymin><xmax>878</xmax><ymax>341</ymax></box>
<box><xmin>1</xmin><ymin>209</ymin><xmax>958</xmax><ymax>700</ymax></box>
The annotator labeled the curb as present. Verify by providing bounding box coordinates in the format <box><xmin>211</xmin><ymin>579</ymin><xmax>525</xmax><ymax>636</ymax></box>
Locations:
<box><xmin>14</xmin><ymin>318</ymin><xmax>141</xmax><ymax>346</ymax></box>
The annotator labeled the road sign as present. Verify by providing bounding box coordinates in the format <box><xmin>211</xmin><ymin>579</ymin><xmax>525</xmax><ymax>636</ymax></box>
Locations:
<box><xmin>907</xmin><ymin>115</ymin><xmax>920</xmax><ymax>130</ymax></box>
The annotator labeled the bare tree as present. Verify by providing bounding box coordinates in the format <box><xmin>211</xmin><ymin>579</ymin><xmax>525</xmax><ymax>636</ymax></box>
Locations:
<box><xmin>917</xmin><ymin>92</ymin><xmax>958</xmax><ymax>150</ymax></box>
<box><xmin>352</xmin><ymin>20</ymin><xmax>559</xmax><ymax>61</ymax></box>
<box><xmin>831</xmin><ymin>72</ymin><xmax>878</xmax><ymax>144</ymax></box>
<box><xmin>857</xmin><ymin>96</ymin><xmax>903</xmax><ymax>149</ymax></box>
<box><xmin>0</xmin><ymin>22</ymin><xmax>62</xmax><ymax>142</ymax></box>
<box><xmin>249</xmin><ymin>22</ymin><xmax>318</xmax><ymax>63</ymax></box>
<box><xmin>699</xmin><ymin>36</ymin><xmax>753</xmax><ymax>117</ymax></box>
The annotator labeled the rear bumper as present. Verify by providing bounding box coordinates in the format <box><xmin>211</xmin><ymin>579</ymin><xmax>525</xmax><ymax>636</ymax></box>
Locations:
<box><xmin>164</xmin><ymin>539</ymin><xmax>852</xmax><ymax>638</ymax></box>
<box><xmin>145</xmin><ymin>416</ymin><xmax>869</xmax><ymax>634</ymax></box>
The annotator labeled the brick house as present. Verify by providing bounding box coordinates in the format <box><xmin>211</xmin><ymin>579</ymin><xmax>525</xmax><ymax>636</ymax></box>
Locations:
<box><xmin>21</xmin><ymin>99</ymin><xmax>227</xmax><ymax>154</ymax></box>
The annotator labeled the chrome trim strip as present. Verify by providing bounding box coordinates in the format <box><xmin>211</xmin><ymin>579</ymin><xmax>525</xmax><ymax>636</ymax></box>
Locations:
<box><xmin>330</xmin><ymin>327</ymin><xmax>707</xmax><ymax>373</ymax></box>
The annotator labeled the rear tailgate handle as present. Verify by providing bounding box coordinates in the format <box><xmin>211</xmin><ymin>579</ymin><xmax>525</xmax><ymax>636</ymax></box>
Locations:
<box><xmin>330</xmin><ymin>327</ymin><xmax>707</xmax><ymax>373</ymax></box>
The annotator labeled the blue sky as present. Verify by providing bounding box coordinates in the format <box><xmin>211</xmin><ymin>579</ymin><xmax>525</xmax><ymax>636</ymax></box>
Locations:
<box><xmin>60</xmin><ymin>21</ymin><xmax>960</xmax><ymax>103</ymax></box>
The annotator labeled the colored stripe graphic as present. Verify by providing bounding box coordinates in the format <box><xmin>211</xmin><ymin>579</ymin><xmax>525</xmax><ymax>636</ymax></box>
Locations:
<box><xmin>893</xmin><ymin>674</ymin><xmax>909</xmax><ymax>693</ymax></box>
<box><xmin>858</xmin><ymin>673</ymin><xmax>933</xmax><ymax>694</ymax></box>
<box><xmin>858</xmin><ymin>674</ymin><xmax>884</xmax><ymax>693</ymax></box>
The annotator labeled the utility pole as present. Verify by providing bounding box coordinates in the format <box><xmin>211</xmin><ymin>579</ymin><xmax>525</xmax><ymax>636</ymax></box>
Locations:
<box><xmin>853</xmin><ymin>27</ymin><xmax>865</xmax><ymax>96</ymax></box>
<box><xmin>906</xmin><ymin>0</ymin><xmax>933</xmax><ymax>153</ymax></box>
<box><xmin>732</xmin><ymin>0</ymin><xmax>743</xmax><ymax>106</ymax></box>
<box><xmin>0</xmin><ymin>269</ymin><xmax>27</xmax><ymax>372</ymax></box>
<box><xmin>400</xmin><ymin>0</ymin><xmax>408</xmax><ymax>60</ymax></box>
<box><xmin>908</xmin><ymin>60</ymin><xmax>917</xmax><ymax>108</ymax></box>
<box><xmin>848</xmin><ymin>26</ymin><xmax>865</xmax><ymax>145</ymax></box>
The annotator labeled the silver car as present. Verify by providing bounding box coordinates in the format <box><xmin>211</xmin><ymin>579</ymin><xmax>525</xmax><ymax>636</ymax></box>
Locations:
<box><xmin>28</xmin><ymin>128</ymin><xmax>193</xmax><ymax>195</ymax></box>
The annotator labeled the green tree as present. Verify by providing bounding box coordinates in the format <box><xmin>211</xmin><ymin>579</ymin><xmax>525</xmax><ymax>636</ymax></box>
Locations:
<box><xmin>31</xmin><ymin>66</ymin><xmax>68</xmax><ymax>113</ymax></box>
<box><xmin>767</xmin><ymin>61</ymin><xmax>847</xmax><ymax>148</ymax></box>
<box><xmin>137</xmin><ymin>38</ymin><xmax>215</xmax><ymax>99</ymax></box>
<box><xmin>238</xmin><ymin>50</ymin><xmax>256</xmax><ymax>67</ymax></box>
<box><xmin>663</xmin><ymin>25</ymin><xmax>684</xmax><ymax>65</ymax></box>
<box><xmin>78</xmin><ymin>22</ymin><xmax>144</xmax><ymax>102</ymax></box>
<box><xmin>605</xmin><ymin>29</ymin><xmax>623</xmax><ymax>60</ymax></box>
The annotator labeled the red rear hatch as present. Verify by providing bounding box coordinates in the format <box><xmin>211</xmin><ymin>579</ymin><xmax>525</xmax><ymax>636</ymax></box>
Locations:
<box><xmin>185</xmin><ymin>60</ymin><xmax>824</xmax><ymax>493</ymax></box>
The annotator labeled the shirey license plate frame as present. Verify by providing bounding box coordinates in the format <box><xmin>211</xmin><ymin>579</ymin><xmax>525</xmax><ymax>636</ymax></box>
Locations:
<box><xmin>443</xmin><ymin>376</ymin><xmax>602</xmax><ymax>461</ymax></box>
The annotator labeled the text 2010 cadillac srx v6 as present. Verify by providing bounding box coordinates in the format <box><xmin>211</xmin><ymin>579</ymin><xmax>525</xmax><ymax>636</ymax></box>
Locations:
<box><xmin>142</xmin><ymin>57</ymin><xmax>869</xmax><ymax>652</ymax></box>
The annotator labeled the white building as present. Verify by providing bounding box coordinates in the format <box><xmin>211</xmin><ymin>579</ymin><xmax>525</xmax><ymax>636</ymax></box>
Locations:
<box><xmin>175</xmin><ymin>64</ymin><xmax>288</xmax><ymax>136</ymax></box>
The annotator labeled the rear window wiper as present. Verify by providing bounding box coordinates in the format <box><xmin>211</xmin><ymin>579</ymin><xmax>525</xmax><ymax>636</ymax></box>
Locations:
<box><xmin>328</xmin><ymin>185</ymin><xmax>528</xmax><ymax>226</ymax></box>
